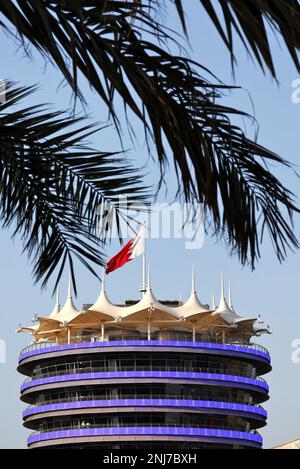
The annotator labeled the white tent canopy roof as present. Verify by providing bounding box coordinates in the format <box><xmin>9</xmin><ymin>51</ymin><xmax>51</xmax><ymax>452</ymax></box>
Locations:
<box><xmin>48</xmin><ymin>276</ymin><xmax>80</xmax><ymax>323</ymax></box>
<box><xmin>17</xmin><ymin>267</ymin><xmax>270</xmax><ymax>340</ymax></box>
<box><xmin>42</xmin><ymin>270</ymin><xmax>261</xmax><ymax>325</ymax></box>
<box><xmin>89</xmin><ymin>267</ymin><xmax>211</xmax><ymax>320</ymax></box>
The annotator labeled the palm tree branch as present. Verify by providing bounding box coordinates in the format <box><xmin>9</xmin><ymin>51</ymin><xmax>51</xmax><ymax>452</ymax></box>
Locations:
<box><xmin>0</xmin><ymin>2</ymin><xmax>298</xmax><ymax>266</ymax></box>
<box><xmin>0</xmin><ymin>83</ymin><xmax>149</xmax><ymax>291</ymax></box>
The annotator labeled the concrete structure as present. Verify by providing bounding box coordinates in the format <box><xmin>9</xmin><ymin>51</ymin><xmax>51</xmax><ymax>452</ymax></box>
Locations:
<box><xmin>17</xmin><ymin>270</ymin><xmax>271</xmax><ymax>449</ymax></box>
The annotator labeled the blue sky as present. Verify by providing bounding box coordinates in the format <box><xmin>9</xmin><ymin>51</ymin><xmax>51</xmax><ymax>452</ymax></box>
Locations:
<box><xmin>0</xmin><ymin>2</ymin><xmax>300</xmax><ymax>448</ymax></box>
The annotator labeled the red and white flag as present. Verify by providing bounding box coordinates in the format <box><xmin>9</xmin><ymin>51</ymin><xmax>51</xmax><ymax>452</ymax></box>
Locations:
<box><xmin>105</xmin><ymin>226</ymin><xmax>145</xmax><ymax>274</ymax></box>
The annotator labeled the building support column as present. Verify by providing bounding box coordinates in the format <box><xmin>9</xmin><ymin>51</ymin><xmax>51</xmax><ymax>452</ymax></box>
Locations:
<box><xmin>148</xmin><ymin>319</ymin><xmax>151</xmax><ymax>341</ymax></box>
<box><xmin>222</xmin><ymin>329</ymin><xmax>226</xmax><ymax>344</ymax></box>
<box><xmin>101</xmin><ymin>322</ymin><xmax>105</xmax><ymax>342</ymax></box>
<box><xmin>67</xmin><ymin>327</ymin><xmax>71</xmax><ymax>344</ymax></box>
<box><xmin>192</xmin><ymin>324</ymin><xmax>196</xmax><ymax>343</ymax></box>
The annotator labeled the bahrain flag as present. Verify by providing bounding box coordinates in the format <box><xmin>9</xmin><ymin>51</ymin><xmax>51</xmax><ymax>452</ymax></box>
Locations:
<box><xmin>105</xmin><ymin>226</ymin><xmax>145</xmax><ymax>274</ymax></box>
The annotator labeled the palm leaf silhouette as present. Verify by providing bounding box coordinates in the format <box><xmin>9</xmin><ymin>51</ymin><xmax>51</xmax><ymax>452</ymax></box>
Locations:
<box><xmin>0</xmin><ymin>83</ymin><xmax>148</xmax><ymax>292</ymax></box>
<box><xmin>0</xmin><ymin>1</ymin><xmax>299</xmax><ymax>274</ymax></box>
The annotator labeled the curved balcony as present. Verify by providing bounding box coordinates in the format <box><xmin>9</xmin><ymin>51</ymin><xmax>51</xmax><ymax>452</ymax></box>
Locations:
<box><xmin>18</xmin><ymin>339</ymin><xmax>271</xmax><ymax>377</ymax></box>
<box><xmin>20</xmin><ymin>370</ymin><xmax>269</xmax><ymax>398</ymax></box>
<box><xmin>24</xmin><ymin>391</ymin><xmax>257</xmax><ymax>408</ymax></box>
<box><xmin>20</xmin><ymin>337</ymin><xmax>270</xmax><ymax>360</ymax></box>
<box><xmin>27</xmin><ymin>361</ymin><xmax>257</xmax><ymax>382</ymax></box>
<box><xmin>27</xmin><ymin>425</ymin><xmax>263</xmax><ymax>449</ymax></box>
<box><xmin>23</xmin><ymin>398</ymin><xmax>267</xmax><ymax>427</ymax></box>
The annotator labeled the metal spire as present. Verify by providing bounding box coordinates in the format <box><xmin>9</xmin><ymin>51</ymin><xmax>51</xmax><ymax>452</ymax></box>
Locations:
<box><xmin>220</xmin><ymin>273</ymin><xmax>225</xmax><ymax>301</ymax></box>
<box><xmin>212</xmin><ymin>290</ymin><xmax>216</xmax><ymax>310</ymax></box>
<box><xmin>138</xmin><ymin>222</ymin><xmax>147</xmax><ymax>295</ymax></box>
<box><xmin>68</xmin><ymin>271</ymin><xmax>72</xmax><ymax>298</ymax></box>
<box><xmin>101</xmin><ymin>269</ymin><xmax>106</xmax><ymax>293</ymax></box>
<box><xmin>217</xmin><ymin>272</ymin><xmax>230</xmax><ymax>311</ymax></box>
<box><xmin>147</xmin><ymin>263</ymin><xmax>151</xmax><ymax>290</ymax></box>
<box><xmin>49</xmin><ymin>283</ymin><xmax>61</xmax><ymax>317</ymax></box>
<box><xmin>56</xmin><ymin>283</ymin><xmax>60</xmax><ymax>308</ymax></box>
<box><xmin>217</xmin><ymin>273</ymin><xmax>234</xmax><ymax>315</ymax></box>
<box><xmin>54</xmin><ymin>283</ymin><xmax>60</xmax><ymax>313</ymax></box>
<box><xmin>228</xmin><ymin>280</ymin><xmax>233</xmax><ymax>309</ymax></box>
<box><xmin>191</xmin><ymin>265</ymin><xmax>196</xmax><ymax>293</ymax></box>
<box><xmin>142</xmin><ymin>250</ymin><xmax>146</xmax><ymax>292</ymax></box>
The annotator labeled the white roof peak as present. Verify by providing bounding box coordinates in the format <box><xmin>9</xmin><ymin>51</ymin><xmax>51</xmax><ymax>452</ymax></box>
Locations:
<box><xmin>50</xmin><ymin>274</ymin><xmax>80</xmax><ymax>322</ymax></box>
<box><xmin>143</xmin><ymin>284</ymin><xmax>158</xmax><ymax>303</ymax></box>
<box><xmin>88</xmin><ymin>283</ymin><xmax>119</xmax><ymax>317</ymax></box>
<box><xmin>58</xmin><ymin>296</ymin><xmax>80</xmax><ymax>321</ymax></box>
<box><xmin>217</xmin><ymin>296</ymin><xmax>231</xmax><ymax>313</ymax></box>
<box><xmin>215</xmin><ymin>274</ymin><xmax>246</xmax><ymax>325</ymax></box>
<box><xmin>177</xmin><ymin>267</ymin><xmax>210</xmax><ymax>316</ymax></box>
<box><xmin>181</xmin><ymin>290</ymin><xmax>209</xmax><ymax>311</ymax></box>
<box><xmin>217</xmin><ymin>273</ymin><xmax>231</xmax><ymax>313</ymax></box>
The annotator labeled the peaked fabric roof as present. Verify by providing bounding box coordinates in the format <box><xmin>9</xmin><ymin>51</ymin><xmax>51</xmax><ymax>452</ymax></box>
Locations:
<box><xmin>17</xmin><ymin>268</ymin><xmax>271</xmax><ymax>340</ymax></box>
<box><xmin>89</xmin><ymin>267</ymin><xmax>211</xmax><ymax>320</ymax></box>
<box><xmin>47</xmin><ymin>276</ymin><xmax>80</xmax><ymax>323</ymax></box>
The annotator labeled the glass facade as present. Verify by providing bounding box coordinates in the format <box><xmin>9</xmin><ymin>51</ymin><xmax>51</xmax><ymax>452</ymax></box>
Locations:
<box><xmin>18</xmin><ymin>338</ymin><xmax>270</xmax><ymax>449</ymax></box>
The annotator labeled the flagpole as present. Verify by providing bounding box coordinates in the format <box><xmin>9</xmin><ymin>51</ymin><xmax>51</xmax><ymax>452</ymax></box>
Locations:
<box><xmin>141</xmin><ymin>222</ymin><xmax>147</xmax><ymax>295</ymax></box>
<box><xmin>142</xmin><ymin>249</ymin><xmax>146</xmax><ymax>292</ymax></box>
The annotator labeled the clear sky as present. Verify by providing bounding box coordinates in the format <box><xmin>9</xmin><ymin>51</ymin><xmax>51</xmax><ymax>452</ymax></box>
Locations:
<box><xmin>0</xmin><ymin>2</ymin><xmax>300</xmax><ymax>449</ymax></box>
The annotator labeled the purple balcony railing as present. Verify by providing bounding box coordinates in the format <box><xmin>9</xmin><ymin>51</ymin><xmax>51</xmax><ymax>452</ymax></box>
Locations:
<box><xmin>27</xmin><ymin>426</ymin><xmax>263</xmax><ymax>447</ymax></box>
<box><xmin>19</xmin><ymin>340</ymin><xmax>271</xmax><ymax>365</ymax></box>
<box><xmin>21</xmin><ymin>370</ymin><xmax>269</xmax><ymax>393</ymax></box>
<box><xmin>23</xmin><ymin>398</ymin><xmax>267</xmax><ymax>419</ymax></box>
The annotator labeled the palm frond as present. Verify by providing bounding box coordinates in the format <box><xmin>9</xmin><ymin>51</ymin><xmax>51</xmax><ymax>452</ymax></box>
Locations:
<box><xmin>198</xmin><ymin>0</ymin><xmax>300</xmax><ymax>77</ymax></box>
<box><xmin>0</xmin><ymin>83</ymin><xmax>149</xmax><ymax>292</ymax></box>
<box><xmin>0</xmin><ymin>1</ymin><xmax>299</xmax><ymax>267</ymax></box>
